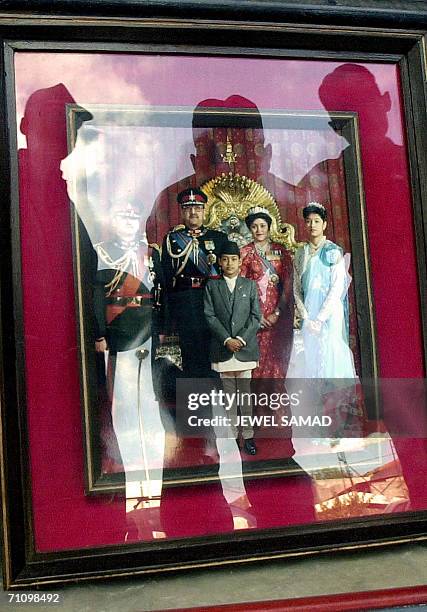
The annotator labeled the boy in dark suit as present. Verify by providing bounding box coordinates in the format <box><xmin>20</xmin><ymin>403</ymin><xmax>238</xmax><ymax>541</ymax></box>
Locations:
<box><xmin>204</xmin><ymin>241</ymin><xmax>261</xmax><ymax>454</ymax></box>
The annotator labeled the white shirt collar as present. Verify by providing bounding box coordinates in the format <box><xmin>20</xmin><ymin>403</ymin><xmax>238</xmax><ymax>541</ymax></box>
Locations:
<box><xmin>223</xmin><ymin>275</ymin><xmax>238</xmax><ymax>292</ymax></box>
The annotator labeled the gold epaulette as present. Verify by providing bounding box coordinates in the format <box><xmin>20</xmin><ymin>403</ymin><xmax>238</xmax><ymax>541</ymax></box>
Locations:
<box><xmin>170</xmin><ymin>224</ymin><xmax>185</xmax><ymax>232</ymax></box>
<box><xmin>148</xmin><ymin>242</ymin><xmax>161</xmax><ymax>255</ymax></box>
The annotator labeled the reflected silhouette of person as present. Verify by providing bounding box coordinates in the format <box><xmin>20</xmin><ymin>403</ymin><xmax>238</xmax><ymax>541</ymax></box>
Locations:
<box><xmin>149</xmin><ymin>95</ymin><xmax>298</xmax><ymax>397</ymax></box>
<box><xmin>150</xmin><ymin>95</ymin><xmax>316</xmax><ymax>535</ymax></box>
<box><xmin>319</xmin><ymin>63</ymin><xmax>427</xmax><ymax>510</ymax></box>
<box><xmin>146</xmin><ymin>94</ymin><xmax>300</xmax><ymax>246</ymax></box>
<box><xmin>19</xmin><ymin>83</ymin><xmax>129</xmax><ymax>545</ymax></box>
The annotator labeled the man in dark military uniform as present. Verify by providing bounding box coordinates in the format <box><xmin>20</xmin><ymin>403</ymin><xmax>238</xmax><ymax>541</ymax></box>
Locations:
<box><xmin>94</xmin><ymin>202</ymin><xmax>160</xmax><ymax>360</ymax></box>
<box><xmin>160</xmin><ymin>187</ymin><xmax>228</xmax><ymax>378</ymax></box>
<box><xmin>93</xmin><ymin>202</ymin><xmax>164</xmax><ymax>484</ymax></box>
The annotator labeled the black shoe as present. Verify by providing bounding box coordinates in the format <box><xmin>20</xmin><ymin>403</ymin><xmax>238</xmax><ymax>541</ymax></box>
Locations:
<box><xmin>243</xmin><ymin>438</ymin><xmax>257</xmax><ymax>455</ymax></box>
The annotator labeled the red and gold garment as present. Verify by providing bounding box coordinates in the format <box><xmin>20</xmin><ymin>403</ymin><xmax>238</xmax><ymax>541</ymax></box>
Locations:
<box><xmin>240</xmin><ymin>241</ymin><xmax>293</xmax><ymax>378</ymax></box>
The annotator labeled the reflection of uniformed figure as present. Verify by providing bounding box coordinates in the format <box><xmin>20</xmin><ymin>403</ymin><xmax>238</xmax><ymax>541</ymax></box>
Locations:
<box><xmin>93</xmin><ymin>203</ymin><xmax>164</xmax><ymax>488</ymax></box>
<box><xmin>160</xmin><ymin>188</ymin><xmax>228</xmax><ymax>378</ymax></box>
<box><xmin>94</xmin><ymin>203</ymin><xmax>160</xmax><ymax>357</ymax></box>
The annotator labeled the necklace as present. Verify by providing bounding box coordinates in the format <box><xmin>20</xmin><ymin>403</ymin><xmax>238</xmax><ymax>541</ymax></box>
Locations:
<box><xmin>255</xmin><ymin>240</ymin><xmax>270</xmax><ymax>255</ymax></box>
<box><xmin>308</xmin><ymin>238</ymin><xmax>326</xmax><ymax>255</ymax></box>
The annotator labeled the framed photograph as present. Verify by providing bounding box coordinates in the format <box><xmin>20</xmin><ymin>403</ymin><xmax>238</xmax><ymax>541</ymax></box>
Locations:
<box><xmin>1</xmin><ymin>0</ymin><xmax>427</xmax><ymax>590</ymax></box>
<box><xmin>67</xmin><ymin>104</ymin><xmax>376</xmax><ymax>494</ymax></box>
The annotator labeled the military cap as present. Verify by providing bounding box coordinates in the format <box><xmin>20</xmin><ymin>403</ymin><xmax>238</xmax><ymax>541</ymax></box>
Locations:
<box><xmin>177</xmin><ymin>187</ymin><xmax>208</xmax><ymax>208</ymax></box>
<box><xmin>110</xmin><ymin>203</ymin><xmax>141</xmax><ymax>219</ymax></box>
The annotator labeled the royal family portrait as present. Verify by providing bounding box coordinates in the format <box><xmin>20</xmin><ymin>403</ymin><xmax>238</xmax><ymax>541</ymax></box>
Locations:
<box><xmin>64</xmin><ymin>96</ymin><xmax>376</xmax><ymax>493</ymax></box>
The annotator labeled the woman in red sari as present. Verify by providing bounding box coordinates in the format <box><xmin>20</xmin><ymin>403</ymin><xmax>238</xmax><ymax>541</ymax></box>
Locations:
<box><xmin>240</xmin><ymin>207</ymin><xmax>293</xmax><ymax>378</ymax></box>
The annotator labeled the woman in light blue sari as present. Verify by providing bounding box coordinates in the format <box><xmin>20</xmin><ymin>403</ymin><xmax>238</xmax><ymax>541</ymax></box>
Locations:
<box><xmin>288</xmin><ymin>202</ymin><xmax>356</xmax><ymax>379</ymax></box>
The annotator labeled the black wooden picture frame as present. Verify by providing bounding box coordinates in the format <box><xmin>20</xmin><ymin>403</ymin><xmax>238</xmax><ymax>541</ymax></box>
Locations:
<box><xmin>0</xmin><ymin>0</ymin><xmax>426</xmax><ymax>590</ymax></box>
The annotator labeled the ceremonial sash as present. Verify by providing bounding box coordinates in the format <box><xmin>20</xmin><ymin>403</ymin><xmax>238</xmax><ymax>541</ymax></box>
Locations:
<box><xmin>173</xmin><ymin>230</ymin><xmax>214</xmax><ymax>276</ymax></box>
<box><xmin>106</xmin><ymin>273</ymin><xmax>144</xmax><ymax>324</ymax></box>
<box><xmin>255</xmin><ymin>246</ymin><xmax>282</xmax><ymax>289</ymax></box>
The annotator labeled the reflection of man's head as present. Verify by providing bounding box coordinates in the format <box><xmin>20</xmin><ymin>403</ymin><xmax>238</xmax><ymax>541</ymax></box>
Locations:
<box><xmin>110</xmin><ymin>204</ymin><xmax>141</xmax><ymax>243</ymax></box>
<box><xmin>319</xmin><ymin>64</ymin><xmax>391</xmax><ymax>139</ymax></box>
<box><xmin>20</xmin><ymin>83</ymin><xmax>78</xmax><ymax>159</ymax></box>
<box><xmin>178</xmin><ymin>188</ymin><xmax>206</xmax><ymax>230</ymax></box>
<box><xmin>191</xmin><ymin>95</ymin><xmax>271</xmax><ymax>179</ymax></box>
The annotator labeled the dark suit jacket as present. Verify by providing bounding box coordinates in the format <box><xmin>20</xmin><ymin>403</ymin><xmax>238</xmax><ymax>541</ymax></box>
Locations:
<box><xmin>204</xmin><ymin>276</ymin><xmax>261</xmax><ymax>364</ymax></box>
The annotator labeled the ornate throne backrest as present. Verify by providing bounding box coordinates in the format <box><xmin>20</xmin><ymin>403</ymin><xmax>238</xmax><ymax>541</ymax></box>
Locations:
<box><xmin>201</xmin><ymin>173</ymin><xmax>301</xmax><ymax>253</ymax></box>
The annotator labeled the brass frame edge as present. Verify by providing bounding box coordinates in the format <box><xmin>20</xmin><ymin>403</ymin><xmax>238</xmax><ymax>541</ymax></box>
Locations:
<box><xmin>65</xmin><ymin>106</ymin><xmax>96</xmax><ymax>493</ymax></box>
<box><xmin>351</xmin><ymin>113</ymin><xmax>379</xmax><ymax>382</ymax></box>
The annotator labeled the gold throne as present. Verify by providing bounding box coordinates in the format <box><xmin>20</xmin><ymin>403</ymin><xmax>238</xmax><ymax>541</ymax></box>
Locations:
<box><xmin>201</xmin><ymin>172</ymin><xmax>301</xmax><ymax>253</ymax></box>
